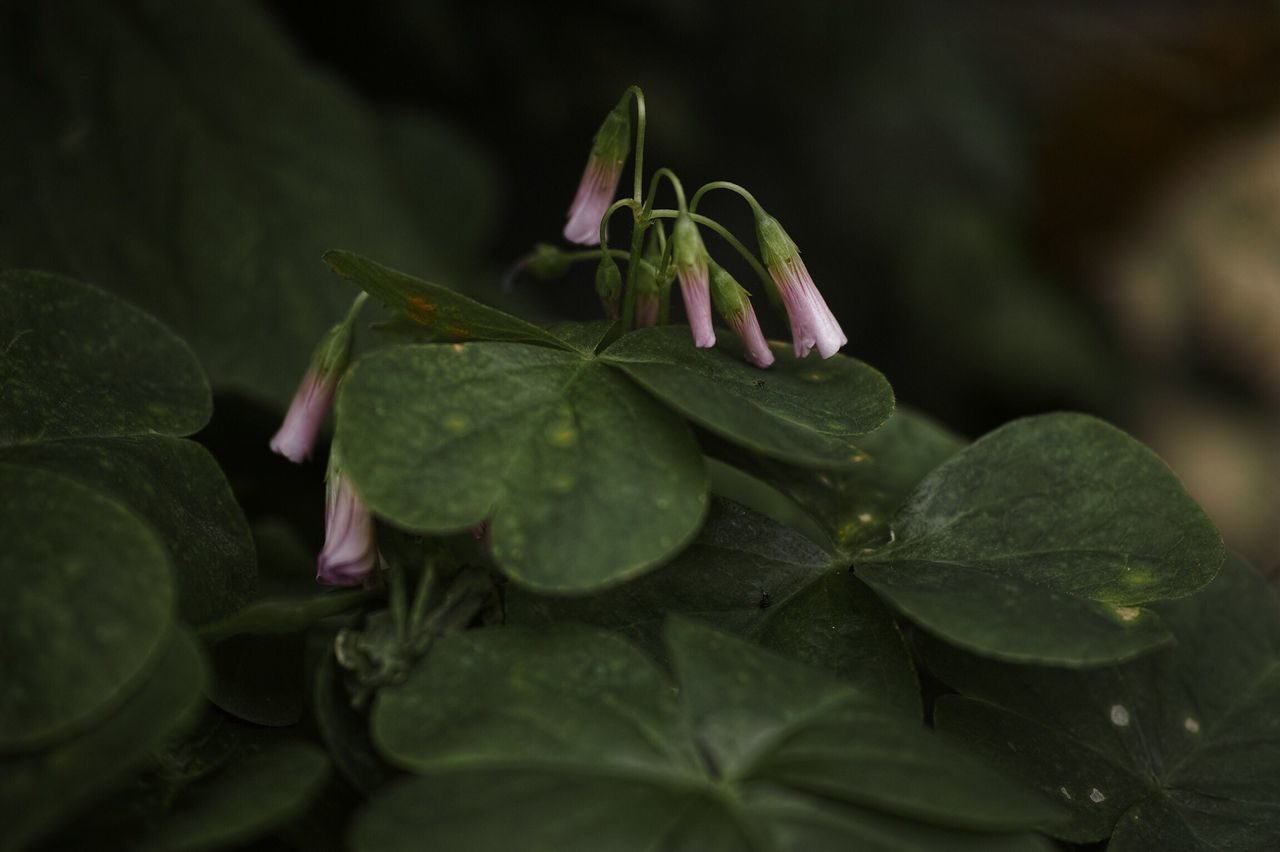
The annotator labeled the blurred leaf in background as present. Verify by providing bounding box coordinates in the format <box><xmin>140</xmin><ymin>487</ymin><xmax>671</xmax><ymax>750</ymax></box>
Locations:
<box><xmin>0</xmin><ymin>0</ymin><xmax>496</xmax><ymax>408</ymax></box>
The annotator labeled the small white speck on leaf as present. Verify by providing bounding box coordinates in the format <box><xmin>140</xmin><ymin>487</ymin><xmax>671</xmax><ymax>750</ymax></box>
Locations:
<box><xmin>1109</xmin><ymin>704</ymin><xmax>1130</xmax><ymax>726</ymax></box>
<box><xmin>1184</xmin><ymin>717</ymin><xmax>1201</xmax><ymax>733</ymax></box>
<box><xmin>1059</xmin><ymin>787</ymin><xmax>1072</xmax><ymax>800</ymax></box>
<box><xmin>1089</xmin><ymin>788</ymin><xmax>1106</xmax><ymax>803</ymax></box>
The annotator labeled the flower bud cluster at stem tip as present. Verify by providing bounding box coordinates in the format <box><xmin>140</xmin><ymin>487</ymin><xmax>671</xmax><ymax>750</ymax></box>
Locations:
<box><xmin>551</xmin><ymin>86</ymin><xmax>848</xmax><ymax>366</ymax></box>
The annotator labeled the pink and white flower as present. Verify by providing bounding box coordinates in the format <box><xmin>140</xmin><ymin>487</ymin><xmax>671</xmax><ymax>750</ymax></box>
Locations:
<box><xmin>317</xmin><ymin>470</ymin><xmax>377</xmax><ymax>587</ymax></box>
<box><xmin>673</xmin><ymin>214</ymin><xmax>715</xmax><ymax>348</ymax></box>
<box><xmin>756</xmin><ymin>215</ymin><xmax>846</xmax><ymax>358</ymax></box>
<box><xmin>563</xmin><ymin>103</ymin><xmax>631</xmax><ymax>245</ymax></box>
<box><xmin>709</xmin><ymin>262</ymin><xmax>774</xmax><ymax>368</ymax></box>
<box><xmin>269</xmin><ymin>370</ymin><xmax>337</xmax><ymax>463</ymax></box>
<box><xmin>564</xmin><ymin>160</ymin><xmax>624</xmax><ymax>245</ymax></box>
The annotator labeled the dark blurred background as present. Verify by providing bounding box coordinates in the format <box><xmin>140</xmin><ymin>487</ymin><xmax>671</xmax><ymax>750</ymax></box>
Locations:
<box><xmin>4</xmin><ymin>0</ymin><xmax>1278</xmax><ymax>571</ymax></box>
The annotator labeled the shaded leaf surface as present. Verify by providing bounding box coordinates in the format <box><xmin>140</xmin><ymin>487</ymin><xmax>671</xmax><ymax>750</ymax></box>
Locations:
<box><xmin>355</xmin><ymin>621</ymin><xmax>1058</xmax><ymax>850</ymax></box>
<box><xmin>928</xmin><ymin>555</ymin><xmax>1280</xmax><ymax>850</ymax></box>
<box><xmin>857</xmin><ymin>413</ymin><xmax>1222</xmax><ymax>665</ymax></box>
<box><xmin>336</xmin><ymin>341</ymin><xmax>707</xmax><ymax>591</ymax></box>
<box><xmin>0</xmin><ymin>464</ymin><xmax>174</xmax><ymax>751</ymax></box>
<box><xmin>507</xmin><ymin>500</ymin><xmax>919</xmax><ymax>715</ymax></box>
<box><xmin>0</xmin><ymin>0</ymin><xmax>494</xmax><ymax>406</ymax></box>
<box><xmin>602</xmin><ymin>326</ymin><xmax>894</xmax><ymax>467</ymax></box>
<box><xmin>0</xmin><ymin>631</ymin><xmax>206</xmax><ymax>852</ymax></box>
<box><xmin>735</xmin><ymin>407</ymin><xmax>965</xmax><ymax>554</ymax></box>
<box><xmin>131</xmin><ymin>739</ymin><xmax>330</xmax><ymax>852</ymax></box>
<box><xmin>0</xmin><ymin>270</ymin><xmax>209</xmax><ymax>446</ymax></box>
<box><xmin>1</xmin><ymin>437</ymin><xmax>255</xmax><ymax>625</ymax></box>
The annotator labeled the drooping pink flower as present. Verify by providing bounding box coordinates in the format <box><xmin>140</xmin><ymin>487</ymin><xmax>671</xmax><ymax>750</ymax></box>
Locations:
<box><xmin>269</xmin><ymin>370</ymin><xmax>337</xmax><ymax>463</ymax></box>
<box><xmin>563</xmin><ymin>103</ymin><xmax>630</xmax><ymax>245</ymax></box>
<box><xmin>269</xmin><ymin>293</ymin><xmax>366</xmax><ymax>463</ymax></box>
<box><xmin>317</xmin><ymin>470</ymin><xmax>377</xmax><ymax>587</ymax></box>
<box><xmin>756</xmin><ymin>215</ymin><xmax>847</xmax><ymax>358</ymax></box>
<box><xmin>564</xmin><ymin>160</ymin><xmax>624</xmax><ymax>245</ymax></box>
<box><xmin>673</xmin><ymin>214</ymin><xmax>715</xmax><ymax>348</ymax></box>
<box><xmin>709</xmin><ymin>262</ymin><xmax>774</xmax><ymax>368</ymax></box>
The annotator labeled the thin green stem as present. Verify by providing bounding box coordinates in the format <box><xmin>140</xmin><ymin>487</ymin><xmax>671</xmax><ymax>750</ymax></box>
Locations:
<box><xmin>343</xmin><ymin>291</ymin><xmax>370</xmax><ymax>325</ymax></box>
<box><xmin>558</xmin><ymin>248</ymin><xmax>659</xmax><ymax>276</ymax></box>
<box><xmin>651</xmin><ymin>209</ymin><xmax>773</xmax><ymax>292</ymax></box>
<box><xmin>689</xmin><ymin>181</ymin><xmax>764</xmax><ymax>218</ymax></box>
<box><xmin>624</xmin><ymin>85</ymin><xmax>646</xmax><ymax>202</ymax></box>
<box><xmin>619</xmin><ymin>213</ymin><xmax>647</xmax><ymax>330</ymax></box>
<box><xmin>599</xmin><ymin>198</ymin><xmax>639</xmax><ymax>249</ymax></box>
<box><xmin>407</xmin><ymin>559</ymin><xmax>438</xmax><ymax>642</ymax></box>
<box><xmin>644</xmin><ymin>168</ymin><xmax>688</xmax><ymax>214</ymax></box>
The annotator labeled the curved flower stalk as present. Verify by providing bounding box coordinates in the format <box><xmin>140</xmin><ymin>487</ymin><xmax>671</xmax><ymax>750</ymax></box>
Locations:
<box><xmin>710</xmin><ymin>262</ymin><xmax>774</xmax><ymax>368</ymax></box>
<box><xmin>564</xmin><ymin>102</ymin><xmax>631</xmax><ymax>245</ymax></box>
<box><xmin>672</xmin><ymin>214</ymin><xmax>715</xmax><ymax>348</ymax></box>
<box><xmin>270</xmin><ymin>293</ymin><xmax>367</xmax><ymax>462</ymax></box>
<box><xmin>756</xmin><ymin>215</ymin><xmax>846</xmax><ymax>358</ymax></box>
<box><xmin>317</xmin><ymin>457</ymin><xmax>378</xmax><ymax>587</ymax></box>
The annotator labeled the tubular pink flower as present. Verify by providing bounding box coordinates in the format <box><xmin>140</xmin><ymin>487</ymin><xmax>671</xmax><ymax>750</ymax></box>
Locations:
<box><xmin>563</xmin><ymin>159</ymin><xmax>623</xmax><ymax>245</ymax></box>
<box><xmin>317</xmin><ymin>471</ymin><xmax>377</xmax><ymax>587</ymax></box>
<box><xmin>677</xmin><ymin>265</ymin><xmax>716</xmax><ymax>348</ymax></box>
<box><xmin>727</xmin><ymin>305</ymin><xmax>775</xmax><ymax>368</ymax></box>
<box><xmin>269</xmin><ymin>370</ymin><xmax>336</xmax><ymax>463</ymax></box>
<box><xmin>756</xmin><ymin>214</ymin><xmax>846</xmax><ymax>359</ymax></box>
<box><xmin>772</xmin><ymin>256</ymin><xmax>847</xmax><ymax>358</ymax></box>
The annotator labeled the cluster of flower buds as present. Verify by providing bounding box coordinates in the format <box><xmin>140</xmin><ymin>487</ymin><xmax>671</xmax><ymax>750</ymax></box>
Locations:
<box><xmin>559</xmin><ymin>87</ymin><xmax>846</xmax><ymax>365</ymax></box>
<box><xmin>270</xmin><ymin>293</ymin><xmax>378</xmax><ymax>588</ymax></box>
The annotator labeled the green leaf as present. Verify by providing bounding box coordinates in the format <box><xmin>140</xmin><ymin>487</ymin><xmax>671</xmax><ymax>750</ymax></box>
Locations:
<box><xmin>335</xmin><ymin>341</ymin><xmax>707</xmax><ymax>591</ymax></box>
<box><xmin>0</xmin><ymin>630</ymin><xmax>206</xmax><ymax>852</ymax></box>
<box><xmin>856</xmin><ymin>413</ymin><xmax>1223</xmax><ymax>665</ymax></box>
<box><xmin>0</xmin><ymin>271</ymin><xmax>209</xmax><ymax>446</ymax></box>
<box><xmin>0</xmin><ymin>273</ymin><xmax>255</xmax><ymax>626</ymax></box>
<box><xmin>601</xmin><ymin>326</ymin><xmax>895</xmax><ymax>467</ymax></box>
<box><xmin>355</xmin><ymin>621</ymin><xmax>1059</xmax><ymax>850</ymax></box>
<box><xmin>704</xmin><ymin>458</ymin><xmax>833</xmax><ymax>551</ymax></box>
<box><xmin>0</xmin><ymin>0</ymin><xmax>494</xmax><ymax>406</ymax></box>
<box><xmin>928</xmin><ymin>555</ymin><xmax>1280</xmax><ymax>849</ymax></box>
<box><xmin>0</xmin><ymin>464</ymin><xmax>174</xmax><ymax>751</ymax></box>
<box><xmin>1</xmin><ymin>437</ymin><xmax>255</xmax><ymax>625</ymax></box>
<box><xmin>507</xmin><ymin>500</ymin><xmax>920</xmax><ymax>715</ymax></box>
<box><xmin>130</xmin><ymin>739</ymin><xmax>330</xmax><ymax>852</ymax></box>
<box><xmin>325</xmin><ymin>250</ymin><xmax>569</xmax><ymax>350</ymax></box>
<box><xmin>734</xmin><ymin>406</ymin><xmax>965</xmax><ymax>555</ymax></box>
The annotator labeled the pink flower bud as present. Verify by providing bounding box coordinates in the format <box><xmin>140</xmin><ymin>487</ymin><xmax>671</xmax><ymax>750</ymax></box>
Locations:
<box><xmin>673</xmin><ymin>215</ymin><xmax>715</xmax><ymax>348</ymax></box>
<box><xmin>710</xmin><ymin>263</ymin><xmax>774</xmax><ymax>368</ymax></box>
<box><xmin>270</xmin><ymin>296</ymin><xmax>365</xmax><ymax>462</ymax></box>
<box><xmin>317</xmin><ymin>471</ymin><xmax>377</xmax><ymax>587</ymax></box>
<box><xmin>269</xmin><ymin>370</ymin><xmax>337</xmax><ymax>463</ymax></box>
<box><xmin>563</xmin><ymin>104</ymin><xmax>630</xmax><ymax>245</ymax></box>
<box><xmin>564</xmin><ymin>159</ymin><xmax>624</xmax><ymax>246</ymax></box>
<box><xmin>756</xmin><ymin>215</ymin><xmax>847</xmax><ymax>359</ymax></box>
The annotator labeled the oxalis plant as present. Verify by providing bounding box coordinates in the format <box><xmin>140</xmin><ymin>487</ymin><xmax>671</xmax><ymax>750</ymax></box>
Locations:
<box><xmin>2</xmin><ymin>85</ymin><xmax>1276</xmax><ymax>852</ymax></box>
